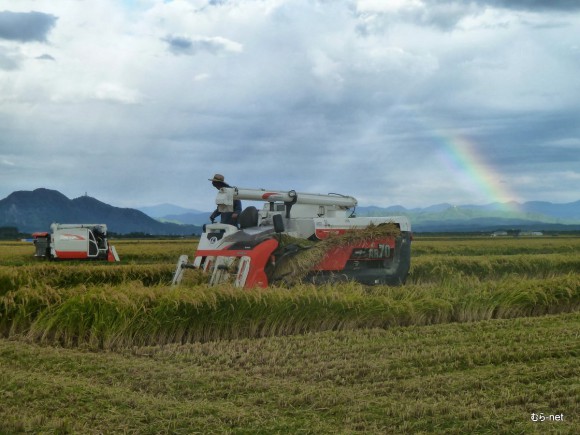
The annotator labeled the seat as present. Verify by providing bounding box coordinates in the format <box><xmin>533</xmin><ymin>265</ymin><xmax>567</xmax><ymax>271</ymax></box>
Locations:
<box><xmin>238</xmin><ymin>206</ymin><xmax>259</xmax><ymax>229</ymax></box>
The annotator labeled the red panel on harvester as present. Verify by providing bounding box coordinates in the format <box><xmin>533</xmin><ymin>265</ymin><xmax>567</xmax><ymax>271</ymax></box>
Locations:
<box><xmin>313</xmin><ymin>238</ymin><xmax>396</xmax><ymax>271</ymax></box>
<box><xmin>54</xmin><ymin>251</ymin><xmax>89</xmax><ymax>260</ymax></box>
<box><xmin>195</xmin><ymin>238</ymin><xmax>279</xmax><ymax>288</ymax></box>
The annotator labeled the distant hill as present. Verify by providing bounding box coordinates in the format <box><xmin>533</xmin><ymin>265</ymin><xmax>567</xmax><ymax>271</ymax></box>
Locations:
<box><xmin>355</xmin><ymin>200</ymin><xmax>580</xmax><ymax>232</ymax></box>
<box><xmin>0</xmin><ymin>189</ymin><xmax>202</xmax><ymax>235</ymax></box>
<box><xmin>141</xmin><ymin>198</ymin><xmax>580</xmax><ymax>233</ymax></box>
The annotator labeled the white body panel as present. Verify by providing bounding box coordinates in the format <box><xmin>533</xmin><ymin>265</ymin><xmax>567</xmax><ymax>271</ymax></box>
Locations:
<box><xmin>51</xmin><ymin>227</ymin><xmax>91</xmax><ymax>255</ymax></box>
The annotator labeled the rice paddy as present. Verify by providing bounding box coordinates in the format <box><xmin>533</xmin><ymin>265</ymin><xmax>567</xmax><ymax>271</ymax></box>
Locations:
<box><xmin>0</xmin><ymin>235</ymin><xmax>579</xmax><ymax>433</ymax></box>
<box><xmin>1</xmin><ymin>235</ymin><xmax>579</xmax><ymax>348</ymax></box>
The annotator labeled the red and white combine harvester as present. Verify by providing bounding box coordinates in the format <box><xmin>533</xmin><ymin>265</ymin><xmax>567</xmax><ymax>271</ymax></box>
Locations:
<box><xmin>172</xmin><ymin>187</ymin><xmax>411</xmax><ymax>288</ymax></box>
<box><xmin>33</xmin><ymin>223</ymin><xmax>120</xmax><ymax>262</ymax></box>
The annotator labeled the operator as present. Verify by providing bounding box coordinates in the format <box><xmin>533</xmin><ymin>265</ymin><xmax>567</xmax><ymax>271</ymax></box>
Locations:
<box><xmin>208</xmin><ymin>173</ymin><xmax>242</xmax><ymax>226</ymax></box>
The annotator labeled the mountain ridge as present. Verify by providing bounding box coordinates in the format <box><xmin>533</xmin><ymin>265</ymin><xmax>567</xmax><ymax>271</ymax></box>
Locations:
<box><xmin>3</xmin><ymin>189</ymin><xmax>580</xmax><ymax>234</ymax></box>
<box><xmin>143</xmin><ymin>199</ymin><xmax>580</xmax><ymax>231</ymax></box>
<box><xmin>0</xmin><ymin>189</ymin><xmax>201</xmax><ymax>235</ymax></box>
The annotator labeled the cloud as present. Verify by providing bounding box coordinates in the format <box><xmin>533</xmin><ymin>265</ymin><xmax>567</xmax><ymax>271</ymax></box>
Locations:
<box><xmin>0</xmin><ymin>46</ymin><xmax>20</xmax><ymax>70</ymax></box>
<box><xmin>356</xmin><ymin>0</ymin><xmax>482</xmax><ymax>31</ymax></box>
<box><xmin>0</xmin><ymin>11</ymin><xmax>57</xmax><ymax>42</ymax></box>
<box><xmin>163</xmin><ymin>34</ymin><xmax>243</xmax><ymax>56</ymax></box>
<box><xmin>481</xmin><ymin>0</ymin><xmax>580</xmax><ymax>12</ymax></box>
<box><xmin>356</xmin><ymin>0</ymin><xmax>580</xmax><ymax>33</ymax></box>
<box><xmin>0</xmin><ymin>0</ymin><xmax>579</xmax><ymax>210</ymax></box>
<box><xmin>1</xmin><ymin>158</ymin><xmax>15</xmax><ymax>166</ymax></box>
<box><xmin>546</xmin><ymin>137</ymin><xmax>580</xmax><ymax>149</ymax></box>
<box><xmin>359</xmin><ymin>0</ymin><xmax>580</xmax><ymax>14</ymax></box>
<box><xmin>94</xmin><ymin>83</ymin><xmax>142</xmax><ymax>105</ymax></box>
<box><xmin>36</xmin><ymin>53</ymin><xmax>55</xmax><ymax>61</ymax></box>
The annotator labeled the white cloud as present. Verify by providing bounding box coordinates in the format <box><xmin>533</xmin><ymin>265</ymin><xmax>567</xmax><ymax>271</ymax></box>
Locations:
<box><xmin>94</xmin><ymin>83</ymin><xmax>142</xmax><ymax>104</ymax></box>
<box><xmin>0</xmin><ymin>46</ymin><xmax>21</xmax><ymax>70</ymax></box>
<box><xmin>357</xmin><ymin>0</ymin><xmax>424</xmax><ymax>14</ymax></box>
<box><xmin>193</xmin><ymin>73</ymin><xmax>210</xmax><ymax>81</ymax></box>
<box><xmin>1</xmin><ymin>158</ymin><xmax>15</xmax><ymax>166</ymax></box>
<box><xmin>546</xmin><ymin>138</ymin><xmax>580</xmax><ymax>148</ymax></box>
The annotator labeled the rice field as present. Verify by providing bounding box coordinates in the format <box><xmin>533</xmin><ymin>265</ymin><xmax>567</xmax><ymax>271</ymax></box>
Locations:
<box><xmin>0</xmin><ymin>235</ymin><xmax>579</xmax><ymax>433</ymax></box>
<box><xmin>1</xmin><ymin>236</ymin><xmax>580</xmax><ymax>348</ymax></box>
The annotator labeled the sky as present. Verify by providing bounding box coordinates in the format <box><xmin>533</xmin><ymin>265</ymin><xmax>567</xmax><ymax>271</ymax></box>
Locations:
<box><xmin>1</xmin><ymin>0</ymin><xmax>580</xmax><ymax>212</ymax></box>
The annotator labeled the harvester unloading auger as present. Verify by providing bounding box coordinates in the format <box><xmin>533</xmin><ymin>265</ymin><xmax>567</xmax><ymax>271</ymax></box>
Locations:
<box><xmin>172</xmin><ymin>187</ymin><xmax>412</xmax><ymax>288</ymax></box>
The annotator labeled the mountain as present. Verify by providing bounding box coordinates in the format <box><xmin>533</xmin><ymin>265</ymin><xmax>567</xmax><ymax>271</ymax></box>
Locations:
<box><xmin>0</xmin><ymin>189</ymin><xmax>202</xmax><ymax>235</ymax></box>
<box><xmin>139</xmin><ymin>198</ymin><xmax>580</xmax><ymax>233</ymax></box>
<box><xmin>356</xmin><ymin>200</ymin><xmax>580</xmax><ymax>232</ymax></box>
<box><xmin>520</xmin><ymin>200</ymin><xmax>580</xmax><ymax>220</ymax></box>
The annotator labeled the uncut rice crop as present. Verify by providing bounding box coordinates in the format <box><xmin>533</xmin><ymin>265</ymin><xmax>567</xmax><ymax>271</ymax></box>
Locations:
<box><xmin>0</xmin><ymin>242</ymin><xmax>38</xmax><ymax>266</ymax></box>
<box><xmin>1</xmin><ymin>273</ymin><xmax>579</xmax><ymax>349</ymax></box>
<box><xmin>0</xmin><ymin>264</ymin><xmax>175</xmax><ymax>296</ymax></box>
<box><xmin>112</xmin><ymin>239</ymin><xmax>199</xmax><ymax>263</ymax></box>
<box><xmin>409</xmin><ymin>253</ymin><xmax>580</xmax><ymax>283</ymax></box>
<box><xmin>2</xmin><ymin>237</ymin><xmax>580</xmax><ymax>350</ymax></box>
<box><xmin>411</xmin><ymin>236</ymin><xmax>580</xmax><ymax>257</ymax></box>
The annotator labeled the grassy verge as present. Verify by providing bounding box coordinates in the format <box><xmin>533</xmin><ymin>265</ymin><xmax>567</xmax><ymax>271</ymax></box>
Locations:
<box><xmin>1</xmin><ymin>312</ymin><xmax>578</xmax><ymax>433</ymax></box>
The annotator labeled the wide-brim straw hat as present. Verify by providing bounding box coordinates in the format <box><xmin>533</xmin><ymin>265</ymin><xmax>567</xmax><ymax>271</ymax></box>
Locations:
<box><xmin>209</xmin><ymin>173</ymin><xmax>225</xmax><ymax>183</ymax></box>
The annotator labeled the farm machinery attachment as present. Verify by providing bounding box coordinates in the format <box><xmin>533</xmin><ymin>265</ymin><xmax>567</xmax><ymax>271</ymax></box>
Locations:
<box><xmin>172</xmin><ymin>187</ymin><xmax>411</xmax><ymax>288</ymax></box>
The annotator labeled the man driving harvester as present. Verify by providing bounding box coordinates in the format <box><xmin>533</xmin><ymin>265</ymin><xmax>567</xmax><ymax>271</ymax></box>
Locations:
<box><xmin>209</xmin><ymin>174</ymin><xmax>242</xmax><ymax>227</ymax></box>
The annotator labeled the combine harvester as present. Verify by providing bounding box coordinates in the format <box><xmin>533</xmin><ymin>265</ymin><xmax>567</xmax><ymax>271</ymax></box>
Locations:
<box><xmin>173</xmin><ymin>186</ymin><xmax>411</xmax><ymax>288</ymax></box>
<box><xmin>33</xmin><ymin>223</ymin><xmax>120</xmax><ymax>262</ymax></box>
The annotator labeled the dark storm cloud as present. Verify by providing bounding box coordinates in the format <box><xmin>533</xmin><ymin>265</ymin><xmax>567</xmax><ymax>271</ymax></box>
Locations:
<box><xmin>0</xmin><ymin>11</ymin><xmax>57</xmax><ymax>42</ymax></box>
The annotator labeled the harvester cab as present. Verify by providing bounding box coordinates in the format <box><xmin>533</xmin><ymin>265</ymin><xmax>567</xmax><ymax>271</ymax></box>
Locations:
<box><xmin>173</xmin><ymin>186</ymin><xmax>412</xmax><ymax>288</ymax></box>
<box><xmin>33</xmin><ymin>223</ymin><xmax>120</xmax><ymax>262</ymax></box>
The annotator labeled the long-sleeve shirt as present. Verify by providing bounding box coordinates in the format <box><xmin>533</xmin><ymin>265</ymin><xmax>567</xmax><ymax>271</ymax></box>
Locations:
<box><xmin>210</xmin><ymin>199</ymin><xmax>242</xmax><ymax>226</ymax></box>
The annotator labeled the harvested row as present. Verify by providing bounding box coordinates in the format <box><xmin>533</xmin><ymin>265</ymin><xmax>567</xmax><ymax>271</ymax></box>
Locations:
<box><xmin>1</xmin><ymin>274</ymin><xmax>579</xmax><ymax>349</ymax></box>
<box><xmin>2</xmin><ymin>313</ymin><xmax>579</xmax><ymax>434</ymax></box>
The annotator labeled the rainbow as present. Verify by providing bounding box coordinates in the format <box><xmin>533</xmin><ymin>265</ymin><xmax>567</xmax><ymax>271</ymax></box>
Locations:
<box><xmin>435</xmin><ymin>132</ymin><xmax>521</xmax><ymax>212</ymax></box>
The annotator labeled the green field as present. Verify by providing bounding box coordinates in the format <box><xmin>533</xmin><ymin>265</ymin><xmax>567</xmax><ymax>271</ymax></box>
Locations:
<box><xmin>1</xmin><ymin>236</ymin><xmax>579</xmax><ymax>433</ymax></box>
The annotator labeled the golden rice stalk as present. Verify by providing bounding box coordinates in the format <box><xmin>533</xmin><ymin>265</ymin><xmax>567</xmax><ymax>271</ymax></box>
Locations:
<box><xmin>272</xmin><ymin>223</ymin><xmax>401</xmax><ymax>285</ymax></box>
